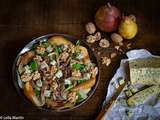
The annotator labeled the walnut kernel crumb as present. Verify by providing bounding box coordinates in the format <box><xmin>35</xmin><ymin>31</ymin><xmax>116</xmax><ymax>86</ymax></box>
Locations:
<box><xmin>101</xmin><ymin>56</ymin><xmax>111</xmax><ymax>66</ymax></box>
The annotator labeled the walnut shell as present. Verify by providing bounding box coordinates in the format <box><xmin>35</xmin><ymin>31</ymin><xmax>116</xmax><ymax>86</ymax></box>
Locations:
<box><xmin>111</xmin><ymin>33</ymin><xmax>123</xmax><ymax>44</ymax></box>
<box><xmin>85</xmin><ymin>22</ymin><xmax>96</xmax><ymax>34</ymax></box>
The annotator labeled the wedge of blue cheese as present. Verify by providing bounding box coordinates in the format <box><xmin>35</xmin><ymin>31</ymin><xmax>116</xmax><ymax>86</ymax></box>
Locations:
<box><xmin>127</xmin><ymin>85</ymin><xmax>160</xmax><ymax>106</ymax></box>
<box><xmin>129</xmin><ymin>57</ymin><xmax>160</xmax><ymax>85</ymax></box>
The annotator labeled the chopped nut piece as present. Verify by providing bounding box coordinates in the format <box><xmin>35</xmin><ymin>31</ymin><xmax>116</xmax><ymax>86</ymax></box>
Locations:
<box><xmin>68</xmin><ymin>92</ymin><xmax>77</xmax><ymax>103</ymax></box>
<box><xmin>50</xmin><ymin>65</ymin><xmax>57</xmax><ymax>75</ymax></box>
<box><xmin>36</xmin><ymin>46</ymin><xmax>46</xmax><ymax>54</ymax></box>
<box><xmin>34</xmin><ymin>55</ymin><xmax>43</xmax><ymax>64</ymax></box>
<box><xmin>21</xmin><ymin>73</ymin><xmax>33</xmax><ymax>82</ymax></box>
<box><xmin>101</xmin><ymin>57</ymin><xmax>111</xmax><ymax>66</ymax></box>
<box><xmin>111</xmin><ymin>33</ymin><xmax>123</xmax><ymax>44</ymax></box>
<box><xmin>99</xmin><ymin>38</ymin><xmax>110</xmax><ymax>48</ymax></box>
<box><xmin>40</xmin><ymin>61</ymin><xmax>49</xmax><ymax>69</ymax></box>
<box><xmin>110</xmin><ymin>52</ymin><xmax>117</xmax><ymax>58</ymax></box>
<box><xmin>94</xmin><ymin>32</ymin><xmax>101</xmax><ymax>41</ymax></box>
<box><xmin>115</xmin><ymin>45</ymin><xmax>124</xmax><ymax>54</ymax></box>
<box><xmin>119</xmin><ymin>42</ymin><xmax>123</xmax><ymax>46</ymax></box>
<box><xmin>85</xmin><ymin>22</ymin><xmax>96</xmax><ymax>34</ymax></box>
<box><xmin>86</xmin><ymin>35</ymin><xmax>96</xmax><ymax>43</ymax></box>
<box><xmin>72</xmin><ymin>70</ymin><xmax>82</xmax><ymax>77</ymax></box>
<box><xmin>60</xmin><ymin>52</ymin><xmax>69</xmax><ymax>62</ymax></box>
<box><xmin>91</xmin><ymin>67</ymin><xmax>98</xmax><ymax>77</ymax></box>
<box><xmin>129</xmin><ymin>14</ymin><xmax>136</xmax><ymax>22</ymax></box>
<box><xmin>119</xmin><ymin>48</ymin><xmax>125</xmax><ymax>53</ymax></box>
<box><xmin>68</xmin><ymin>44</ymin><xmax>75</xmax><ymax>53</ymax></box>
<box><xmin>126</xmin><ymin>43</ymin><xmax>132</xmax><ymax>49</ymax></box>
<box><xmin>50</xmin><ymin>81</ymin><xmax>58</xmax><ymax>91</ymax></box>
<box><xmin>114</xmin><ymin>45</ymin><xmax>120</xmax><ymax>50</ymax></box>
<box><xmin>97</xmin><ymin>52</ymin><xmax>100</xmax><ymax>56</ymax></box>
<box><xmin>33</xmin><ymin>71</ymin><xmax>41</xmax><ymax>81</ymax></box>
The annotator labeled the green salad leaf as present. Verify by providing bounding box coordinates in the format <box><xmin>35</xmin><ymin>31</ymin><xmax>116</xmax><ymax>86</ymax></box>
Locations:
<box><xmin>28</xmin><ymin>60</ymin><xmax>38</xmax><ymax>72</ymax></box>
<box><xmin>41</xmin><ymin>41</ymin><xmax>50</xmax><ymax>47</ymax></box>
<box><xmin>65</xmin><ymin>84</ymin><xmax>73</xmax><ymax>91</ymax></box>
<box><xmin>50</xmin><ymin>54</ymin><xmax>56</xmax><ymax>60</ymax></box>
<box><xmin>76</xmin><ymin>92</ymin><xmax>87</xmax><ymax>103</ymax></box>
<box><xmin>72</xmin><ymin>48</ymin><xmax>81</xmax><ymax>59</ymax></box>
<box><xmin>72</xmin><ymin>63</ymin><xmax>86</xmax><ymax>72</ymax></box>
<box><xmin>31</xmin><ymin>44</ymin><xmax>38</xmax><ymax>50</ymax></box>
<box><xmin>55</xmin><ymin>46</ymin><xmax>62</xmax><ymax>55</ymax></box>
<box><xmin>34</xmin><ymin>87</ymin><xmax>40</xmax><ymax>97</ymax></box>
<box><xmin>76</xmin><ymin>40</ymin><xmax>81</xmax><ymax>46</ymax></box>
<box><xmin>77</xmin><ymin>79</ymin><xmax>86</xmax><ymax>84</ymax></box>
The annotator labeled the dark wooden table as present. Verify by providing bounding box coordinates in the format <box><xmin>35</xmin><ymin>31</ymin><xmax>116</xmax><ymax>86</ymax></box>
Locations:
<box><xmin>0</xmin><ymin>0</ymin><xmax>160</xmax><ymax>120</ymax></box>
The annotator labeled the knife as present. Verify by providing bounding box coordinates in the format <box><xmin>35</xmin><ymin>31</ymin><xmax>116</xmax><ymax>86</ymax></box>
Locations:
<box><xmin>96</xmin><ymin>79</ymin><xmax>128</xmax><ymax>120</ymax></box>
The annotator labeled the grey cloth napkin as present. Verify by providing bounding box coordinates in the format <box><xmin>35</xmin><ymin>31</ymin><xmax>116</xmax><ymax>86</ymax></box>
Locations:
<box><xmin>103</xmin><ymin>49</ymin><xmax>160</xmax><ymax>120</ymax></box>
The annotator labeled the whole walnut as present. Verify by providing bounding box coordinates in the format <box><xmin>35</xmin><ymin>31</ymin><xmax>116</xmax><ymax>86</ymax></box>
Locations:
<box><xmin>85</xmin><ymin>22</ymin><xmax>96</xmax><ymax>34</ymax></box>
<box><xmin>111</xmin><ymin>33</ymin><xmax>123</xmax><ymax>44</ymax></box>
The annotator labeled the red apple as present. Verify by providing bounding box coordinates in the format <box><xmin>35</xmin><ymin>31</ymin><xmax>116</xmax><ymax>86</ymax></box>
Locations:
<box><xmin>95</xmin><ymin>3</ymin><xmax>121</xmax><ymax>32</ymax></box>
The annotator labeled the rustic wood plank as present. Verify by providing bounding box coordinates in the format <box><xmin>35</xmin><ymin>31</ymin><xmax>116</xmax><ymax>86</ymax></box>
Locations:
<box><xmin>0</xmin><ymin>0</ymin><xmax>160</xmax><ymax>119</ymax></box>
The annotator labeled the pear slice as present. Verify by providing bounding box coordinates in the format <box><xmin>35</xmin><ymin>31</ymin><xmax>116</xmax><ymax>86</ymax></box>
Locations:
<box><xmin>24</xmin><ymin>82</ymin><xmax>44</xmax><ymax>107</ymax></box>
<box><xmin>71</xmin><ymin>77</ymin><xmax>96</xmax><ymax>92</ymax></box>
<box><xmin>48</xmin><ymin>36</ymin><xmax>73</xmax><ymax>46</ymax></box>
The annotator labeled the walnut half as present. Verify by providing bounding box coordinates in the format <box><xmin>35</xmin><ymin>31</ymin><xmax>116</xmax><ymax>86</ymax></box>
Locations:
<box><xmin>86</xmin><ymin>35</ymin><xmax>96</xmax><ymax>43</ymax></box>
<box><xmin>99</xmin><ymin>38</ymin><xmax>110</xmax><ymax>48</ymax></box>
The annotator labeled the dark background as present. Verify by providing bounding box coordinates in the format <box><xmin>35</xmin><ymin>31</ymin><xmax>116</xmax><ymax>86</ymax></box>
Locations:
<box><xmin>0</xmin><ymin>0</ymin><xmax>160</xmax><ymax>120</ymax></box>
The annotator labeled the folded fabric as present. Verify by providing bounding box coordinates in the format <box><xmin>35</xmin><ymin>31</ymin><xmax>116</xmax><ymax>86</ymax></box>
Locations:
<box><xmin>103</xmin><ymin>49</ymin><xmax>160</xmax><ymax>120</ymax></box>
